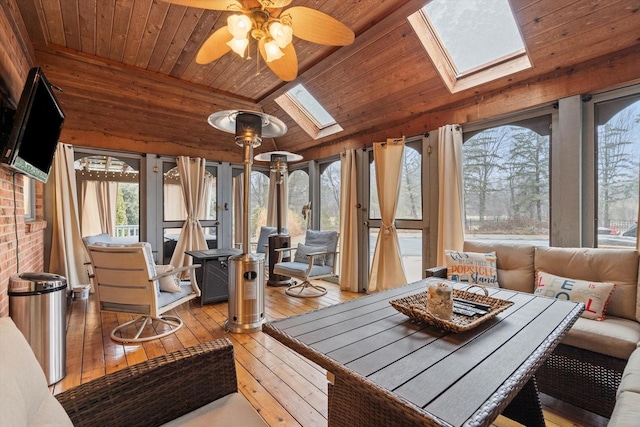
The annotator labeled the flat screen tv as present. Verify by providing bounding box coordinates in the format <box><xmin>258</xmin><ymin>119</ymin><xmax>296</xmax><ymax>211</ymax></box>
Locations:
<box><xmin>0</xmin><ymin>67</ymin><xmax>65</xmax><ymax>183</ymax></box>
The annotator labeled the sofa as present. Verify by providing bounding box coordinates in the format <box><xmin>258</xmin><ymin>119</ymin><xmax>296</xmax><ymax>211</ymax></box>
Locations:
<box><xmin>0</xmin><ymin>316</ymin><xmax>267</xmax><ymax>427</ymax></box>
<box><xmin>426</xmin><ymin>241</ymin><xmax>640</xmax><ymax>423</ymax></box>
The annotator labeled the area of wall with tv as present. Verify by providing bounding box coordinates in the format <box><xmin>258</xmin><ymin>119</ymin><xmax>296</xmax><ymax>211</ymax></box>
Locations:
<box><xmin>0</xmin><ymin>66</ymin><xmax>65</xmax><ymax>183</ymax></box>
<box><xmin>0</xmin><ymin>4</ymin><xmax>51</xmax><ymax>316</ymax></box>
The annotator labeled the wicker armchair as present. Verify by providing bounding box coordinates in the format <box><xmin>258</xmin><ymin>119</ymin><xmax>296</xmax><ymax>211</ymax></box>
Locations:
<box><xmin>56</xmin><ymin>339</ymin><xmax>266</xmax><ymax>426</ymax></box>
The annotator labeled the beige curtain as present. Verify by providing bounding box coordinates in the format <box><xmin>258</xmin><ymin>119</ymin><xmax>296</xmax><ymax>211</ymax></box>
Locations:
<box><xmin>266</xmin><ymin>169</ymin><xmax>289</xmax><ymax>230</ymax></box>
<box><xmin>368</xmin><ymin>138</ymin><xmax>408</xmax><ymax>292</ymax></box>
<box><xmin>164</xmin><ymin>181</ymin><xmax>187</xmax><ymax>220</ymax></box>
<box><xmin>339</xmin><ymin>149</ymin><xmax>359</xmax><ymax>292</ymax></box>
<box><xmin>80</xmin><ymin>181</ymin><xmax>101</xmax><ymax>236</ymax></box>
<box><xmin>169</xmin><ymin>156</ymin><xmax>208</xmax><ymax>269</ymax></box>
<box><xmin>436</xmin><ymin>125</ymin><xmax>465</xmax><ymax>265</ymax></box>
<box><xmin>97</xmin><ymin>181</ymin><xmax>117</xmax><ymax>236</ymax></box>
<box><xmin>80</xmin><ymin>181</ymin><xmax>117</xmax><ymax>236</ymax></box>
<box><xmin>49</xmin><ymin>143</ymin><xmax>89</xmax><ymax>287</ymax></box>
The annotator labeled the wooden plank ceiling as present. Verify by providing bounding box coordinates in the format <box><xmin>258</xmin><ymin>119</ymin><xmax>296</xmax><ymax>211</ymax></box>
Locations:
<box><xmin>12</xmin><ymin>0</ymin><xmax>640</xmax><ymax>163</ymax></box>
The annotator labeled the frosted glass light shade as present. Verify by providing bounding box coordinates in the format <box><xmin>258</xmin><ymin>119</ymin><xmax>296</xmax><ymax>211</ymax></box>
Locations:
<box><xmin>265</xmin><ymin>40</ymin><xmax>284</xmax><ymax>62</ymax></box>
<box><xmin>269</xmin><ymin>22</ymin><xmax>293</xmax><ymax>48</ymax></box>
<box><xmin>227</xmin><ymin>37</ymin><xmax>249</xmax><ymax>56</ymax></box>
<box><xmin>227</xmin><ymin>14</ymin><xmax>252</xmax><ymax>39</ymax></box>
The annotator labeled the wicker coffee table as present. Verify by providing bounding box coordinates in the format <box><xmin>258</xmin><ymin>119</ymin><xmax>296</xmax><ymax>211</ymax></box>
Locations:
<box><xmin>263</xmin><ymin>278</ymin><xmax>584</xmax><ymax>427</ymax></box>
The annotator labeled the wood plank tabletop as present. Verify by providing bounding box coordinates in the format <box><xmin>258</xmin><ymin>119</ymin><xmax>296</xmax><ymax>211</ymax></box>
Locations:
<box><xmin>263</xmin><ymin>278</ymin><xmax>584</xmax><ymax>427</ymax></box>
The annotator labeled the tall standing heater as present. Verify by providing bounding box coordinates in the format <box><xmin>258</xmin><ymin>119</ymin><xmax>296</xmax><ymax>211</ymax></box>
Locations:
<box><xmin>208</xmin><ymin>110</ymin><xmax>287</xmax><ymax>333</ymax></box>
<box><xmin>254</xmin><ymin>151</ymin><xmax>303</xmax><ymax>286</ymax></box>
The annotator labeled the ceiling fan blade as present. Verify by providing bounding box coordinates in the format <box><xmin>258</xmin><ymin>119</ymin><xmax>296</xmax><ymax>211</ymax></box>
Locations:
<box><xmin>258</xmin><ymin>0</ymin><xmax>292</xmax><ymax>8</ymax></box>
<box><xmin>160</xmin><ymin>0</ymin><xmax>242</xmax><ymax>11</ymax></box>
<box><xmin>283</xmin><ymin>6</ymin><xmax>354</xmax><ymax>46</ymax></box>
<box><xmin>196</xmin><ymin>26</ymin><xmax>233</xmax><ymax>64</ymax></box>
<box><xmin>259</xmin><ymin>39</ymin><xmax>298</xmax><ymax>81</ymax></box>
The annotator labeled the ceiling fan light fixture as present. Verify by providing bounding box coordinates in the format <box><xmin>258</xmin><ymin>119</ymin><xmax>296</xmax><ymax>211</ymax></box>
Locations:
<box><xmin>265</xmin><ymin>40</ymin><xmax>284</xmax><ymax>62</ymax></box>
<box><xmin>269</xmin><ymin>22</ymin><xmax>293</xmax><ymax>48</ymax></box>
<box><xmin>227</xmin><ymin>14</ymin><xmax>252</xmax><ymax>39</ymax></box>
<box><xmin>227</xmin><ymin>37</ymin><xmax>249</xmax><ymax>56</ymax></box>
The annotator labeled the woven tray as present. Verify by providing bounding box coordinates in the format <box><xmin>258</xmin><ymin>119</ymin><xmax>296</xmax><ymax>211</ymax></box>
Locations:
<box><xmin>389</xmin><ymin>285</ymin><xmax>514</xmax><ymax>333</ymax></box>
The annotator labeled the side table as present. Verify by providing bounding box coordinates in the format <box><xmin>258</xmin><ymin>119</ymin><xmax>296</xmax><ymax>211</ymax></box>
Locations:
<box><xmin>185</xmin><ymin>248</ymin><xmax>242</xmax><ymax>305</ymax></box>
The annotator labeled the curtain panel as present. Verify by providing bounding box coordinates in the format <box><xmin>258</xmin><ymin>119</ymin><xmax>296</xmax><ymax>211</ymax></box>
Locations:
<box><xmin>339</xmin><ymin>149</ymin><xmax>359</xmax><ymax>292</ymax></box>
<box><xmin>49</xmin><ymin>143</ymin><xmax>89</xmax><ymax>288</ymax></box>
<box><xmin>169</xmin><ymin>156</ymin><xmax>208</xmax><ymax>270</ymax></box>
<box><xmin>436</xmin><ymin>125</ymin><xmax>465</xmax><ymax>265</ymax></box>
<box><xmin>368</xmin><ymin>138</ymin><xmax>408</xmax><ymax>292</ymax></box>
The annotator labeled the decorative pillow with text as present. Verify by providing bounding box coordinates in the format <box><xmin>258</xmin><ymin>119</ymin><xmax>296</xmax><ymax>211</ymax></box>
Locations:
<box><xmin>534</xmin><ymin>270</ymin><xmax>616</xmax><ymax>321</ymax></box>
<box><xmin>444</xmin><ymin>250</ymin><xmax>498</xmax><ymax>287</ymax></box>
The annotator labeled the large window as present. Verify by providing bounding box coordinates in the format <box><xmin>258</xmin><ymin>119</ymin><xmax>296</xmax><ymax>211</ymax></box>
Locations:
<box><xmin>320</xmin><ymin>160</ymin><xmax>341</xmax><ymax>232</ymax></box>
<box><xmin>75</xmin><ymin>154</ymin><xmax>140</xmax><ymax>244</ymax></box>
<box><xmin>595</xmin><ymin>95</ymin><xmax>640</xmax><ymax>248</ymax></box>
<box><xmin>288</xmin><ymin>169</ymin><xmax>309</xmax><ymax>247</ymax></box>
<box><xmin>23</xmin><ymin>176</ymin><xmax>35</xmax><ymax>221</ymax></box>
<box><xmin>463</xmin><ymin>117</ymin><xmax>551</xmax><ymax>244</ymax></box>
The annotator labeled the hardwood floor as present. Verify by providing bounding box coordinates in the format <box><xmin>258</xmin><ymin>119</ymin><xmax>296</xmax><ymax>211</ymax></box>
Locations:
<box><xmin>53</xmin><ymin>280</ymin><xmax>609</xmax><ymax>427</ymax></box>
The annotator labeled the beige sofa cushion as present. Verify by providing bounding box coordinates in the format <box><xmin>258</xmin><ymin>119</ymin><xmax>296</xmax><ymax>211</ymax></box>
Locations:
<box><xmin>619</xmin><ymin>347</ymin><xmax>640</xmax><ymax>394</ymax></box>
<box><xmin>535</xmin><ymin>247</ymin><xmax>639</xmax><ymax>321</ymax></box>
<box><xmin>161</xmin><ymin>392</ymin><xmax>267</xmax><ymax>427</ymax></box>
<box><xmin>0</xmin><ymin>317</ymin><xmax>72</xmax><ymax>427</ymax></box>
<box><xmin>609</xmin><ymin>348</ymin><xmax>640</xmax><ymax>426</ymax></box>
<box><xmin>463</xmin><ymin>241</ymin><xmax>536</xmax><ymax>293</ymax></box>
<box><xmin>562</xmin><ymin>316</ymin><xmax>640</xmax><ymax>360</ymax></box>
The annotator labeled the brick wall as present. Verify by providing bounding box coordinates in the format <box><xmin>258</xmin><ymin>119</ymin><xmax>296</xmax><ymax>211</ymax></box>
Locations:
<box><xmin>1</xmin><ymin>0</ymin><xmax>43</xmax><ymax>317</ymax></box>
<box><xmin>0</xmin><ymin>166</ymin><xmax>45</xmax><ymax>317</ymax></box>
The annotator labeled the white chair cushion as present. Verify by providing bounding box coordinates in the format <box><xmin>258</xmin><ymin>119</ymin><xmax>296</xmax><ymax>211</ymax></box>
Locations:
<box><xmin>0</xmin><ymin>318</ymin><xmax>72</xmax><ymax>426</ymax></box>
<box><xmin>161</xmin><ymin>393</ymin><xmax>267</xmax><ymax>427</ymax></box>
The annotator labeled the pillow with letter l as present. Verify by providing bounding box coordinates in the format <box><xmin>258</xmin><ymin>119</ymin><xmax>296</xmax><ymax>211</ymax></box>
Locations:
<box><xmin>444</xmin><ymin>250</ymin><xmax>498</xmax><ymax>287</ymax></box>
<box><xmin>534</xmin><ymin>270</ymin><xmax>617</xmax><ymax>321</ymax></box>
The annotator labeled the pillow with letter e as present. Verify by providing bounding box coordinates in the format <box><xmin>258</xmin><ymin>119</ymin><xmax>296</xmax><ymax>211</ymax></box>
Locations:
<box><xmin>534</xmin><ymin>270</ymin><xmax>617</xmax><ymax>321</ymax></box>
<box><xmin>444</xmin><ymin>250</ymin><xmax>498</xmax><ymax>287</ymax></box>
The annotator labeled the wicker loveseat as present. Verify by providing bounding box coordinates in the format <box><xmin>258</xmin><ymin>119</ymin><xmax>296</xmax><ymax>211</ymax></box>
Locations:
<box><xmin>426</xmin><ymin>241</ymin><xmax>640</xmax><ymax>421</ymax></box>
<box><xmin>0</xmin><ymin>317</ymin><xmax>267</xmax><ymax>427</ymax></box>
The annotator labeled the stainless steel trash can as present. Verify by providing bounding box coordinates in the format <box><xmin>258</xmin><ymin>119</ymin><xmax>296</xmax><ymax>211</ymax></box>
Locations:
<box><xmin>8</xmin><ymin>272</ymin><xmax>67</xmax><ymax>385</ymax></box>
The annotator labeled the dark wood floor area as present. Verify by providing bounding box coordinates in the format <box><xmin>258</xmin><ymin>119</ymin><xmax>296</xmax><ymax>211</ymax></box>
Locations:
<box><xmin>53</xmin><ymin>280</ymin><xmax>609</xmax><ymax>427</ymax></box>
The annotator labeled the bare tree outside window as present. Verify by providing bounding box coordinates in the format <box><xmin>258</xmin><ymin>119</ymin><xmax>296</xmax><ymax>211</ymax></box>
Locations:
<box><xmin>464</xmin><ymin>125</ymin><xmax>549</xmax><ymax>241</ymax></box>
<box><xmin>596</xmin><ymin>100</ymin><xmax>640</xmax><ymax>247</ymax></box>
<box><xmin>320</xmin><ymin>161</ymin><xmax>341</xmax><ymax>231</ymax></box>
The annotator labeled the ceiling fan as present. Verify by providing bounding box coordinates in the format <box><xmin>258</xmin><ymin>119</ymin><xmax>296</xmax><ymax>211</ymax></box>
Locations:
<box><xmin>162</xmin><ymin>0</ymin><xmax>355</xmax><ymax>81</ymax></box>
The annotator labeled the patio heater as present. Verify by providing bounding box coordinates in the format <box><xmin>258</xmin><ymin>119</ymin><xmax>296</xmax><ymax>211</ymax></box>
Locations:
<box><xmin>208</xmin><ymin>110</ymin><xmax>287</xmax><ymax>333</ymax></box>
<box><xmin>254</xmin><ymin>151</ymin><xmax>303</xmax><ymax>286</ymax></box>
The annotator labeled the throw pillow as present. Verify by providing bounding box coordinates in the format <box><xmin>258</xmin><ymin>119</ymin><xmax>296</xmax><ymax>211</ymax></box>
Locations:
<box><xmin>444</xmin><ymin>250</ymin><xmax>498</xmax><ymax>287</ymax></box>
<box><xmin>534</xmin><ymin>271</ymin><xmax>616</xmax><ymax>321</ymax></box>
<box><xmin>294</xmin><ymin>243</ymin><xmax>327</xmax><ymax>266</ymax></box>
<box><xmin>155</xmin><ymin>264</ymin><xmax>182</xmax><ymax>293</ymax></box>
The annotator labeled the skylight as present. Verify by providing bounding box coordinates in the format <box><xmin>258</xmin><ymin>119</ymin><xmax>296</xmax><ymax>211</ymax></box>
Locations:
<box><xmin>286</xmin><ymin>84</ymin><xmax>336</xmax><ymax>129</ymax></box>
<box><xmin>408</xmin><ymin>0</ymin><xmax>531</xmax><ymax>93</ymax></box>
<box><xmin>275</xmin><ymin>84</ymin><xmax>343</xmax><ymax>139</ymax></box>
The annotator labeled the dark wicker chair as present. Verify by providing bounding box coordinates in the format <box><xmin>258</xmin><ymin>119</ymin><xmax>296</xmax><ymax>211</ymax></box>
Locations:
<box><xmin>56</xmin><ymin>339</ymin><xmax>240</xmax><ymax>427</ymax></box>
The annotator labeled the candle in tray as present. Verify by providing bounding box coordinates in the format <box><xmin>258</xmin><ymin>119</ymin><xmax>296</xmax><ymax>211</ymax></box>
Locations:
<box><xmin>427</xmin><ymin>282</ymin><xmax>453</xmax><ymax>320</ymax></box>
